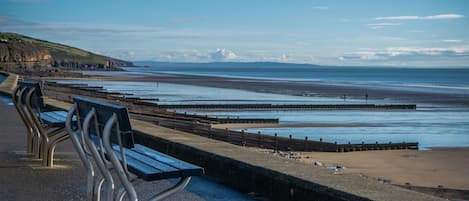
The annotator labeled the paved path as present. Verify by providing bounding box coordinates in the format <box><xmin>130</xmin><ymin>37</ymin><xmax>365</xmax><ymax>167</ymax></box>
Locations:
<box><xmin>0</xmin><ymin>98</ymin><xmax>204</xmax><ymax>201</ymax></box>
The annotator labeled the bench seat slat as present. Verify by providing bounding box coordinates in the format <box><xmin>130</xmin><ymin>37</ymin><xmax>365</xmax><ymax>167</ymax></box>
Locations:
<box><xmin>132</xmin><ymin>144</ymin><xmax>204</xmax><ymax>177</ymax></box>
<box><xmin>39</xmin><ymin>111</ymin><xmax>68</xmax><ymax>127</ymax></box>
<box><xmin>114</xmin><ymin>149</ymin><xmax>173</xmax><ymax>180</ymax></box>
<box><xmin>113</xmin><ymin>147</ymin><xmax>183</xmax><ymax>181</ymax></box>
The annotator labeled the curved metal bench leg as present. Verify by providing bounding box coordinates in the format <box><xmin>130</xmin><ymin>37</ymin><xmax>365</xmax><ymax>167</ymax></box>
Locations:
<box><xmin>149</xmin><ymin>177</ymin><xmax>192</xmax><ymax>201</ymax></box>
<box><xmin>44</xmin><ymin>132</ymin><xmax>70</xmax><ymax>167</ymax></box>
<box><xmin>39</xmin><ymin>137</ymin><xmax>48</xmax><ymax>160</ymax></box>
<box><xmin>32</xmin><ymin>132</ymin><xmax>41</xmax><ymax>158</ymax></box>
<box><xmin>94</xmin><ymin>176</ymin><xmax>106</xmax><ymax>201</ymax></box>
<box><xmin>116</xmin><ymin>178</ymin><xmax>144</xmax><ymax>201</ymax></box>
<box><xmin>67</xmin><ymin>105</ymin><xmax>98</xmax><ymax>201</ymax></box>
<box><xmin>70</xmin><ymin>130</ymin><xmax>97</xmax><ymax>200</ymax></box>
<box><xmin>12</xmin><ymin>87</ymin><xmax>35</xmax><ymax>155</ymax></box>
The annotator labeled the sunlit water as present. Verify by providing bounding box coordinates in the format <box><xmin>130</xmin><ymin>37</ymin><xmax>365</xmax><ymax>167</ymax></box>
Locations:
<box><xmin>124</xmin><ymin>65</ymin><xmax>469</xmax><ymax>95</ymax></box>
<box><xmin>57</xmin><ymin>79</ymin><xmax>469</xmax><ymax>149</ymax></box>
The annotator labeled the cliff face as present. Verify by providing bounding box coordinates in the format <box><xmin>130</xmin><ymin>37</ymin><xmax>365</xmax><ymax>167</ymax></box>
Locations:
<box><xmin>0</xmin><ymin>32</ymin><xmax>133</xmax><ymax>71</ymax></box>
<box><xmin>0</xmin><ymin>39</ymin><xmax>51</xmax><ymax>63</ymax></box>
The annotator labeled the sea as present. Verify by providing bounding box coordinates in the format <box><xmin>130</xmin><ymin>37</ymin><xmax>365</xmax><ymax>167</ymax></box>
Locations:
<box><xmin>70</xmin><ymin>63</ymin><xmax>469</xmax><ymax>149</ymax></box>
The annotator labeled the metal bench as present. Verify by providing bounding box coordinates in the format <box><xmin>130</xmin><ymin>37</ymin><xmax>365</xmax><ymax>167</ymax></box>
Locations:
<box><xmin>12</xmin><ymin>80</ymin><xmax>70</xmax><ymax>167</ymax></box>
<box><xmin>66</xmin><ymin>96</ymin><xmax>204</xmax><ymax>201</ymax></box>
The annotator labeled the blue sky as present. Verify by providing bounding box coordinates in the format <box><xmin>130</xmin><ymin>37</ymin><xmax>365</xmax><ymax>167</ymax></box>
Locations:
<box><xmin>1</xmin><ymin>0</ymin><xmax>468</xmax><ymax>67</ymax></box>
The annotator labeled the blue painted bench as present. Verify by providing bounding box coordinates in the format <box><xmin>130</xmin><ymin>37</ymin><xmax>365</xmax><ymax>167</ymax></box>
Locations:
<box><xmin>12</xmin><ymin>80</ymin><xmax>70</xmax><ymax>167</ymax></box>
<box><xmin>66</xmin><ymin>96</ymin><xmax>204</xmax><ymax>201</ymax></box>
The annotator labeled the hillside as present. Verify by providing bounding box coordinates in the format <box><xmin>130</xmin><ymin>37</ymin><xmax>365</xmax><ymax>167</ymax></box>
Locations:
<box><xmin>0</xmin><ymin>32</ymin><xmax>133</xmax><ymax>71</ymax></box>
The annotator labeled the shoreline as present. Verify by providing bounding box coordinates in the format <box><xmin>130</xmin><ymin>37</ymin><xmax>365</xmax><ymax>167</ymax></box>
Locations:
<box><xmin>64</xmin><ymin>71</ymin><xmax>469</xmax><ymax>108</ymax></box>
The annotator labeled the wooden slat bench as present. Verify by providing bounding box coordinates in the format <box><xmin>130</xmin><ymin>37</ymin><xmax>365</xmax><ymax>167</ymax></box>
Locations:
<box><xmin>12</xmin><ymin>80</ymin><xmax>70</xmax><ymax>167</ymax></box>
<box><xmin>66</xmin><ymin>96</ymin><xmax>204</xmax><ymax>201</ymax></box>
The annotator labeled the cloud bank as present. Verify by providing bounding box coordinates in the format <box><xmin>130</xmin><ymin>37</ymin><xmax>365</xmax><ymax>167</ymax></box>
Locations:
<box><xmin>210</xmin><ymin>49</ymin><xmax>238</xmax><ymax>61</ymax></box>
<box><xmin>375</xmin><ymin>14</ymin><xmax>464</xmax><ymax>20</ymax></box>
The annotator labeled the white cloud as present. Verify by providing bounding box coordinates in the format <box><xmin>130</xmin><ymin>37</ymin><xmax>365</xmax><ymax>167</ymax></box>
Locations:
<box><xmin>367</xmin><ymin>22</ymin><xmax>401</xmax><ymax>29</ymax></box>
<box><xmin>312</xmin><ymin>6</ymin><xmax>328</xmax><ymax>10</ymax></box>
<box><xmin>385</xmin><ymin>46</ymin><xmax>469</xmax><ymax>56</ymax></box>
<box><xmin>442</xmin><ymin>39</ymin><xmax>463</xmax><ymax>43</ymax></box>
<box><xmin>210</xmin><ymin>49</ymin><xmax>238</xmax><ymax>61</ymax></box>
<box><xmin>367</xmin><ymin>23</ymin><xmax>401</xmax><ymax>26</ymax></box>
<box><xmin>341</xmin><ymin>46</ymin><xmax>469</xmax><ymax>61</ymax></box>
<box><xmin>375</xmin><ymin>14</ymin><xmax>464</xmax><ymax>20</ymax></box>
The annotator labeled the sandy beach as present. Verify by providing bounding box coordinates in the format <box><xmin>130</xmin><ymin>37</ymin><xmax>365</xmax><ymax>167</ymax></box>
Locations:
<box><xmin>252</xmin><ymin>148</ymin><xmax>469</xmax><ymax>191</ymax></box>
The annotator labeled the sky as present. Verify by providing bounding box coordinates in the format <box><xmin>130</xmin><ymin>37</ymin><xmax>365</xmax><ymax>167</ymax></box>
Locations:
<box><xmin>1</xmin><ymin>0</ymin><xmax>469</xmax><ymax>67</ymax></box>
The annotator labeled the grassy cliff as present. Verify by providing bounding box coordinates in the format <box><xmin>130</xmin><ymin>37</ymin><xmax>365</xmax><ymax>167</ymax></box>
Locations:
<box><xmin>0</xmin><ymin>32</ymin><xmax>133</xmax><ymax>71</ymax></box>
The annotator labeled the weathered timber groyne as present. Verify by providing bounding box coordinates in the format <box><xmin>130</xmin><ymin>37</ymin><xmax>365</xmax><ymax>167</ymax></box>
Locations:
<box><xmin>45</xmin><ymin>81</ymin><xmax>279</xmax><ymax>124</ymax></box>
<box><xmin>153</xmin><ymin>103</ymin><xmax>417</xmax><ymax>110</ymax></box>
<box><xmin>132</xmin><ymin>114</ymin><xmax>418</xmax><ymax>152</ymax></box>
<box><xmin>43</xmin><ymin>80</ymin><xmax>418</xmax><ymax>152</ymax></box>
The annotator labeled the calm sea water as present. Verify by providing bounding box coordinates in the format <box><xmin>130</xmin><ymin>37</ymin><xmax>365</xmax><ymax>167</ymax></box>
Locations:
<box><xmin>124</xmin><ymin>64</ymin><xmax>469</xmax><ymax>95</ymax></box>
<box><xmin>58</xmin><ymin>79</ymin><xmax>469</xmax><ymax>148</ymax></box>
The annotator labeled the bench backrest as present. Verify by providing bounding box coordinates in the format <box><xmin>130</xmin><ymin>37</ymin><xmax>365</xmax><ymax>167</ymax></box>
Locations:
<box><xmin>17</xmin><ymin>80</ymin><xmax>45</xmax><ymax>111</ymax></box>
<box><xmin>73</xmin><ymin>96</ymin><xmax>134</xmax><ymax>148</ymax></box>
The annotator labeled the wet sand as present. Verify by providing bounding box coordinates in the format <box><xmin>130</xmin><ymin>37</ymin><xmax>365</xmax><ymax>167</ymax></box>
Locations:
<box><xmin>67</xmin><ymin>72</ymin><xmax>469</xmax><ymax>108</ymax></box>
<box><xmin>212</xmin><ymin>122</ymin><xmax>374</xmax><ymax>129</ymax></box>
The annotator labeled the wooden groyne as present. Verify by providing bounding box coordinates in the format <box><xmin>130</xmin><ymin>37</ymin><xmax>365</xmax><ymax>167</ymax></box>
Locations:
<box><xmin>153</xmin><ymin>103</ymin><xmax>417</xmax><ymax>110</ymax></box>
<box><xmin>132</xmin><ymin>114</ymin><xmax>418</xmax><ymax>152</ymax></box>
<box><xmin>45</xmin><ymin>81</ymin><xmax>279</xmax><ymax>124</ymax></box>
<box><xmin>43</xmin><ymin>81</ymin><xmax>418</xmax><ymax>152</ymax></box>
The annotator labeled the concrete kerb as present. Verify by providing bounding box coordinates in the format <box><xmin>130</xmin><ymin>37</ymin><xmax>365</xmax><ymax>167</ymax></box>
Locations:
<box><xmin>0</xmin><ymin>71</ymin><xmax>19</xmax><ymax>96</ymax></box>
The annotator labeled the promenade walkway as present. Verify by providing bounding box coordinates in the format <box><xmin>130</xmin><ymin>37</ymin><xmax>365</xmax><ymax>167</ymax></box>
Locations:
<box><xmin>0</xmin><ymin>99</ymin><xmax>205</xmax><ymax>201</ymax></box>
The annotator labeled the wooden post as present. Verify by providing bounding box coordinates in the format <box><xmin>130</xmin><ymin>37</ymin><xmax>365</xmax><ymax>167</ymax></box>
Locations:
<box><xmin>304</xmin><ymin>136</ymin><xmax>308</xmax><ymax>151</ymax></box>
<box><xmin>226</xmin><ymin>128</ymin><xmax>230</xmax><ymax>142</ymax></box>
<box><xmin>242</xmin><ymin>130</ymin><xmax>246</xmax><ymax>147</ymax></box>
<box><xmin>257</xmin><ymin>131</ymin><xmax>261</xmax><ymax>147</ymax></box>
<box><xmin>274</xmin><ymin>133</ymin><xmax>278</xmax><ymax>152</ymax></box>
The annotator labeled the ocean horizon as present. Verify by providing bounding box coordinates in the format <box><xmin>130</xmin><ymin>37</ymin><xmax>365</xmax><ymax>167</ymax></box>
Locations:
<box><xmin>122</xmin><ymin>63</ymin><xmax>469</xmax><ymax>96</ymax></box>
